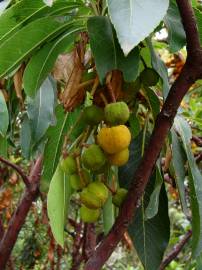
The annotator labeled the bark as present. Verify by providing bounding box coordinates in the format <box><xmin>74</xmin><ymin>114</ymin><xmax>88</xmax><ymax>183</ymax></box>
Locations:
<box><xmin>84</xmin><ymin>1</ymin><xmax>202</xmax><ymax>269</ymax></box>
<box><xmin>160</xmin><ymin>230</ymin><xmax>192</xmax><ymax>269</ymax></box>
<box><xmin>0</xmin><ymin>156</ymin><xmax>42</xmax><ymax>269</ymax></box>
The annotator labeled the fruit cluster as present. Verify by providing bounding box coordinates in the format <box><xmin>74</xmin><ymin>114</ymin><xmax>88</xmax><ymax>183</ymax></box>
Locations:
<box><xmin>60</xmin><ymin>101</ymin><xmax>131</xmax><ymax>223</ymax></box>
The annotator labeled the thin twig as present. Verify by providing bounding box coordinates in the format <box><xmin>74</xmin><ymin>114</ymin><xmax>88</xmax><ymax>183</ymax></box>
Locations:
<box><xmin>160</xmin><ymin>230</ymin><xmax>192</xmax><ymax>269</ymax></box>
<box><xmin>0</xmin><ymin>156</ymin><xmax>43</xmax><ymax>269</ymax></box>
<box><xmin>0</xmin><ymin>156</ymin><xmax>30</xmax><ymax>188</ymax></box>
<box><xmin>106</xmin><ymin>73</ymin><xmax>116</xmax><ymax>103</ymax></box>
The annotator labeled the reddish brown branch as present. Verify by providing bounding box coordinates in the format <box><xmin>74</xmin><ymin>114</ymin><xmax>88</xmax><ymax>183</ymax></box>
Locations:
<box><xmin>192</xmin><ymin>136</ymin><xmax>202</xmax><ymax>147</ymax></box>
<box><xmin>160</xmin><ymin>230</ymin><xmax>192</xmax><ymax>269</ymax></box>
<box><xmin>0</xmin><ymin>156</ymin><xmax>43</xmax><ymax>269</ymax></box>
<box><xmin>83</xmin><ymin>224</ymin><xmax>96</xmax><ymax>261</ymax></box>
<box><xmin>0</xmin><ymin>217</ymin><xmax>4</xmax><ymax>240</ymax></box>
<box><xmin>84</xmin><ymin>1</ymin><xmax>202</xmax><ymax>269</ymax></box>
<box><xmin>71</xmin><ymin>221</ymin><xmax>83</xmax><ymax>270</ymax></box>
<box><xmin>0</xmin><ymin>156</ymin><xmax>30</xmax><ymax>188</ymax></box>
<box><xmin>196</xmin><ymin>152</ymin><xmax>202</xmax><ymax>163</ymax></box>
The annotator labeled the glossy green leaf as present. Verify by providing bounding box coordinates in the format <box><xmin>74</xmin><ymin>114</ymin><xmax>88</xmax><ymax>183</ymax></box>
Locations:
<box><xmin>20</xmin><ymin>115</ymin><xmax>32</xmax><ymax>159</ymax></box>
<box><xmin>129</xmin><ymin>183</ymin><xmax>170</xmax><ymax>270</ymax></box>
<box><xmin>107</xmin><ymin>0</ymin><xmax>169</xmax><ymax>55</ymax></box>
<box><xmin>88</xmin><ymin>16</ymin><xmax>140</xmax><ymax>83</ymax></box>
<box><xmin>0</xmin><ymin>91</ymin><xmax>9</xmax><ymax>136</ymax></box>
<box><xmin>119</xmin><ymin>133</ymin><xmax>170</xmax><ymax>270</ymax></box>
<box><xmin>195</xmin><ymin>8</ymin><xmax>202</xmax><ymax>44</ymax></box>
<box><xmin>119</xmin><ymin>132</ymin><xmax>144</xmax><ymax>189</ymax></box>
<box><xmin>164</xmin><ymin>0</ymin><xmax>186</xmax><ymax>52</ymax></box>
<box><xmin>0</xmin><ymin>17</ymin><xmax>81</xmax><ymax>77</ymax></box>
<box><xmin>144</xmin><ymin>87</ymin><xmax>160</xmax><ymax>120</ymax></box>
<box><xmin>171</xmin><ymin>129</ymin><xmax>189</xmax><ymax>216</ymax></box>
<box><xmin>47</xmin><ymin>165</ymin><xmax>72</xmax><ymax>247</ymax></box>
<box><xmin>147</xmin><ymin>39</ymin><xmax>170</xmax><ymax>98</ymax></box>
<box><xmin>0</xmin><ymin>135</ymin><xmax>8</xmax><ymax>158</ymax></box>
<box><xmin>0</xmin><ymin>0</ymin><xmax>82</xmax><ymax>44</ymax></box>
<box><xmin>27</xmin><ymin>77</ymin><xmax>56</xmax><ymax>143</ymax></box>
<box><xmin>42</xmin><ymin>105</ymin><xmax>84</xmax><ymax>188</ymax></box>
<box><xmin>23</xmin><ymin>27</ymin><xmax>81</xmax><ymax>97</ymax></box>
<box><xmin>174</xmin><ymin>116</ymin><xmax>202</xmax><ymax>257</ymax></box>
<box><xmin>145</xmin><ymin>164</ymin><xmax>163</xmax><ymax>220</ymax></box>
<box><xmin>129</xmin><ymin>114</ymin><xmax>140</xmax><ymax>139</ymax></box>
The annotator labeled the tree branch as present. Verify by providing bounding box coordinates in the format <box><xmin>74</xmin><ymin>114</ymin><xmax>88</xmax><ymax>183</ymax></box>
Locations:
<box><xmin>160</xmin><ymin>230</ymin><xmax>192</xmax><ymax>269</ymax></box>
<box><xmin>84</xmin><ymin>1</ymin><xmax>202</xmax><ymax>269</ymax></box>
<box><xmin>0</xmin><ymin>156</ymin><xmax>30</xmax><ymax>188</ymax></box>
<box><xmin>0</xmin><ymin>156</ymin><xmax>43</xmax><ymax>269</ymax></box>
<box><xmin>176</xmin><ymin>0</ymin><xmax>201</xmax><ymax>56</ymax></box>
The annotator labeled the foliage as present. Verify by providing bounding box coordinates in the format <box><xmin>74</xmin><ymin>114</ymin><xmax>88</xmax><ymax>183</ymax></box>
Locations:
<box><xmin>0</xmin><ymin>0</ymin><xmax>202</xmax><ymax>269</ymax></box>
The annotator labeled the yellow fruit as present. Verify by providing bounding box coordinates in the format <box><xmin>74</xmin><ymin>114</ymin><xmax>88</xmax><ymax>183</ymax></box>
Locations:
<box><xmin>87</xmin><ymin>181</ymin><xmax>108</xmax><ymax>206</ymax></box>
<box><xmin>80</xmin><ymin>188</ymin><xmax>102</xmax><ymax>209</ymax></box>
<box><xmin>97</xmin><ymin>125</ymin><xmax>131</xmax><ymax>154</ymax></box>
<box><xmin>80</xmin><ymin>205</ymin><xmax>100</xmax><ymax>223</ymax></box>
<box><xmin>83</xmin><ymin>105</ymin><xmax>104</xmax><ymax>125</ymax></box>
<box><xmin>108</xmin><ymin>148</ymin><xmax>129</xmax><ymax>166</ymax></box>
<box><xmin>81</xmin><ymin>144</ymin><xmax>106</xmax><ymax>171</ymax></box>
<box><xmin>104</xmin><ymin>102</ymin><xmax>130</xmax><ymax>125</ymax></box>
<box><xmin>112</xmin><ymin>188</ymin><xmax>128</xmax><ymax>207</ymax></box>
<box><xmin>60</xmin><ymin>156</ymin><xmax>77</xmax><ymax>174</ymax></box>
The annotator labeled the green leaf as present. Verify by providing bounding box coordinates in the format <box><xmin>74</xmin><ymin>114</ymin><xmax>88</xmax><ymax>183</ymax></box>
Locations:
<box><xmin>129</xmin><ymin>183</ymin><xmax>170</xmax><ymax>270</ymax></box>
<box><xmin>23</xmin><ymin>27</ymin><xmax>82</xmax><ymax>97</ymax></box>
<box><xmin>164</xmin><ymin>0</ymin><xmax>186</xmax><ymax>52</ymax></box>
<box><xmin>0</xmin><ymin>91</ymin><xmax>9</xmax><ymax>136</ymax></box>
<box><xmin>174</xmin><ymin>116</ymin><xmax>202</xmax><ymax>257</ymax></box>
<box><xmin>0</xmin><ymin>17</ymin><xmax>83</xmax><ymax>77</ymax></box>
<box><xmin>42</xmin><ymin>105</ymin><xmax>84</xmax><ymax>188</ymax></box>
<box><xmin>147</xmin><ymin>39</ymin><xmax>170</xmax><ymax>98</ymax></box>
<box><xmin>119</xmin><ymin>132</ymin><xmax>144</xmax><ymax>189</ymax></box>
<box><xmin>27</xmin><ymin>77</ymin><xmax>56</xmax><ymax>143</ymax></box>
<box><xmin>20</xmin><ymin>115</ymin><xmax>32</xmax><ymax>159</ymax></box>
<box><xmin>0</xmin><ymin>0</ymin><xmax>82</xmax><ymax>44</ymax></box>
<box><xmin>87</xmin><ymin>16</ymin><xmax>140</xmax><ymax>83</ymax></box>
<box><xmin>195</xmin><ymin>8</ymin><xmax>202</xmax><ymax>44</ymax></box>
<box><xmin>145</xmin><ymin>164</ymin><xmax>163</xmax><ymax>220</ymax></box>
<box><xmin>144</xmin><ymin>87</ymin><xmax>160</xmax><ymax>120</ymax></box>
<box><xmin>129</xmin><ymin>114</ymin><xmax>140</xmax><ymax>139</ymax></box>
<box><xmin>0</xmin><ymin>135</ymin><xmax>8</xmax><ymax>158</ymax></box>
<box><xmin>119</xmin><ymin>133</ymin><xmax>170</xmax><ymax>270</ymax></box>
<box><xmin>171</xmin><ymin>129</ymin><xmax>189</xmax><ymax>216</ymax></box>
<box><xmin>47</xmin><ymin>165</ymin><xmax>72</xmax><ymax>247</ymax></box>
<box><xmin>107</xmin><ymin>0</ymin><xmax>169</xmax><ymax>55</ymax></box>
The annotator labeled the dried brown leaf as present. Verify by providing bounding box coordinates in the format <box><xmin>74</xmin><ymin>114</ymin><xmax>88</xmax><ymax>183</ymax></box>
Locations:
<box><xmin>13</xmin><ymin>65</ymin><xmax>24</xmax><ymax>104</ymax></box>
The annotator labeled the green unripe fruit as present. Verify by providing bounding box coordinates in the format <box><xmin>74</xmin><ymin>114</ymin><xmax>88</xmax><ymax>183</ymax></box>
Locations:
<box><xmin>81</xmin><ymin>144</ymin><xmax>106</xmax><ymax>171</ymax></box>
<box><xmin>60</xmin><ymin>156</ymin><xmax>77</xmax><ymax>174</ymax></box>
<box><xmin>93</xmin><ymin>163</ymin><xmax>108</xmax><ymax>175</ymax></box>
<box><xmin>70</xmin><ymin>170</ymin><xmax>90</xmax><ymax>191</ymax></box>
<box><xmin>87</xmin><ymin>181</ymin><xmax>109</xmax><ymax>205</ymax></box>
<box><xmin>140</xmin><ymin>68</ymin><xmax>159</xmax><ymax>86</ymax></box>
<box><xmin>80</xmin><ymin>188</ymin><xmax>102</xmax><ymax>209</ymax></box>
<box><xmin>80</xmin><ymin>205</ymin><xmax>100</xmax><ymax>223</ymax></box>
<box><xmin>70</xmin><ymin>174</ymin><xmax>82</xmax><ymax>190</ymax></box>
<box><xmin>104</xmin><ymin>102</ymin><xmax>130</xmax><ymax>125</ymax></box>
<box><xmin>112</xmin><ymin>188</ymin><xmax>128</xmax><ymax>207</ymax></box>
<box><xmin>83</xmin><ymin>105</ymin><xmax>104</xmax><ymax>125</ymax></box>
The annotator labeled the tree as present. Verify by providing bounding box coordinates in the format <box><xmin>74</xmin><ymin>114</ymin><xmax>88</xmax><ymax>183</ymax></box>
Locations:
<box><xmin>0</xmin><ymin>0</ymin><xmax>202</xmax><ymax>269</ymax></box>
